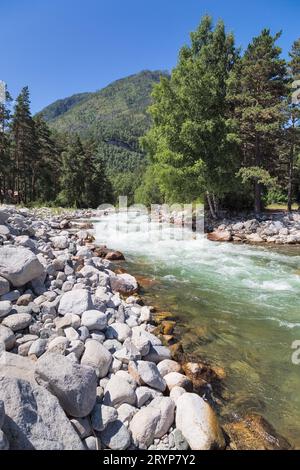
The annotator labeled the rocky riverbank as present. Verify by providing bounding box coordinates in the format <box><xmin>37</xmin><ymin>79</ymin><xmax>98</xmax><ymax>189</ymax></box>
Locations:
<box><xmin>0</xmin><ymin>206</ymin><xmax>292</xmax><ymax>450</ymax></box>
<box><xmin>0</xmin><ymin>205</ymin><xmax>227</xmax><ymax>451</ymax></box>
<box><xmin>207</xmin><ymin>212</ymin><xmax>300</xmax><ymax>245</ymax></box>
<box><xmin>153</xmin><ymin>206</ymin><xmax>300</xmax><ymax>245</ymax></box>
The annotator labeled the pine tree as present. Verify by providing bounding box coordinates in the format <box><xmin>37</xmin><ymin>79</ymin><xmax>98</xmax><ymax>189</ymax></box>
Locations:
<box><xmin>141</xmin><ymin>16</ymin><xmax>238</xmax><ymax>216</ymax></box>
<box><xmin>33</xmin><ymin>115</ymin><xmax>59</xmax><ymax>202</ymax></box>
<box><xmin>11</xmin><ymin>87</ymin><xmax>37</xmax><ymax>203</ymax></box>
<box><xmin>81</xmin><ymin>140</ymin><xmax>113</xmax><ymax>208</ymax></box>
<box><xmin>0</xmin><ymin>85</ymin><xmax>12</xmax><ymax>202</ymax></box>
<box><xmin>286</xmin><ymin>38</ymin><xmax>300</xmax><ymax>211</ymax></box>
<box><xmin>228</xmin><ymin>30</ymin><xmax>287</xmax><ymax>213</ymax></box>
<box><xmin>57</xmin><ymin>135</ymin><xmax>85</xmax><ymax>207</ymax></box>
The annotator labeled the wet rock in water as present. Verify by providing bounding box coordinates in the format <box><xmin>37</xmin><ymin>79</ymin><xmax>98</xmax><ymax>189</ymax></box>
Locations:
<box><xmin>168</xmin><ymin>342</ymin><xmax>184</xmax><ymax>361</ymax></box>
<box><xmin>105</xmin><ymin>250</ymin><xmax>125</xmax><ymax>261</ymax></box>
<box><xmin>176</xmin><ymin>393</ymin><xmax>225</xmax><ymax>450</ymax></box>
<box><xmin>0</xmin><ymin>376</ymin><xmax>84</xmax><ymax>449</ymax></box>
<box><xmin>110</xmin><ymin>273</ymin><xmax>138</xmax><ymax>296</ymax></box>
<box><xmin>182</xmin><ymin>361</ymin><xmax>226</xmax><ymax>392</ymax></box>
<box><xmin>103</xmin><ymin>375</ymin><xmax>136</xmax><ymax>407</ymax></box>
<box><xmin>0</xmin><ymin>246</ymin><xmax>44</xmax><ymax>287</ymax></box>
<box><xmin>2</xmin><ymin>313</ymin><xmax>32</xmax><ymax>332</ymax></box>
<box><xmin>160</xmin><ymin>320</ymin><xmax>176</xmax><ymax>335</ymax></box>
<box><xmin>223</xmin><ymin>414</ymin><xmax>292</xmax><ymax>450</ymax></box>
<box><xmin>100</xmin><ymin>420</ymin><xmax>131</xmax><ymax>450</ymax></box>
<box><xmin>35</xmin><ymin>352</ymin><xmax>97</xmax><ymax>418</ymax></box>
<box><xmin>81</xmin><ymin>339</ymin><xmax>112</xmax><ymax>378</ymax></box>
<box><xmin>58</xmin><ymin>289</ymin><xmax>92</xmax><ymax>316</ymax></box>
<box><xmin>207</xmin><ymin>230</ymin><xmax>232</xmax><ymax>242</ymax></box>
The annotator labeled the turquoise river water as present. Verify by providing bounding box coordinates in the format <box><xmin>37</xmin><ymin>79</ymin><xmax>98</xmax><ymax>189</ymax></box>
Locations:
<box><xmin>94</xmin><ymin>212</ymin><xmax>300</xmax><ymax>447</ymax></box>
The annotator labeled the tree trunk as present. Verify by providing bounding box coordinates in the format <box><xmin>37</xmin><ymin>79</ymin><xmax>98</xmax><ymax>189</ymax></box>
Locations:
<box><xmin>254</xmin><ymin>134</ymin><xmax>262</xmax><ymax>214</ymax></box>
<box><xmin>206</xmin><ymin>191</ymin><xmax>217</xmax><ymax>219</ymax></box>
<box><xmin>254</xmin><ymin>180</ymin><xmax>262</xmax><ymax>214</ymax></box>
<box><xmin>287</xmin><ymin>119</ymin><xmax>296</xmax><ymax>212</ymax></box>
<box><xmin>287</xmin><ymin>149</ymin><xmax>294</xmax><ymax>212</ymax></box>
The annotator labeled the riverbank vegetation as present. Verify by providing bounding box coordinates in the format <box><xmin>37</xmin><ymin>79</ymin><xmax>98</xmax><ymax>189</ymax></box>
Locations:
<box><xmin>1</xmin><ymin>16</ymin><xmax>300</xmax><ymax>214</ymax></box>
<box><xmin>137</xmin><ymin>16</ymin><xmax>300</xmax><ymax>216</ymax></box>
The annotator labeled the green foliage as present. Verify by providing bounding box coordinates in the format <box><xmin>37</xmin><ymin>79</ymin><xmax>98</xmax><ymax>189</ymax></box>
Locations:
<box><xmin>57</xmin><ymin>136</ymin><xmax>112</xmax><ymax>208</ymax></box>
<box><xmin>228</xmin><ymin>29</ymin><xmax>288</xmax><ymax>212</ymax></box>
<box><xmin>134</xmin><ymin>165</ymin><xmax>162</xmax><ymax>206</ymax></box>
<box><xmin>237</xmin><ymin>167</ymin><xmax>278</xmax><ymax>189</ymax></box>
<box><xmin>141</xmin><ymin>17</ymin><xmax>240</xmax><ymax>209</ymax></box>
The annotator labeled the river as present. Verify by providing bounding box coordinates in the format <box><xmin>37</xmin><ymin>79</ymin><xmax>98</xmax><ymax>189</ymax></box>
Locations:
<box><xmin>93</xmin><ymin>211</ymin><xmax>300</xmax><ymax>448</ymax></box>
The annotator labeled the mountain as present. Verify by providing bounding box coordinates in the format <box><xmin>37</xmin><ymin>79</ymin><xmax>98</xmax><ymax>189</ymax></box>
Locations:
<box><xmin>39</xmin><ymin>71</ymin><xmax>168</xmax><ymax>175</ymax></box>
<box><xmin>39</xmin><ymin>92</ymin><xmax>93</xmax><ymax>121</ymax></box>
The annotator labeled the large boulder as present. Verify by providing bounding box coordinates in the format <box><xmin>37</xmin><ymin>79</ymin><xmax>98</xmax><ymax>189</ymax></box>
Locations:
<box><xmin>176</xmin><ymin>393</ymin><xmax>225</xmax><ymax>450</ymax></box>
<box><xmin>0</xmin><ymin>246</ymin><xmax>44</xmax><ymax>287</ymax></box>
<box><xmin>58</xmin><ymin>289</ymin><xmax>92</xmax><ymax>316</ymax></box>
<box><xmin>35</xmin><ymin>352</ymin><xmax>97</xmax><ymax>418</ymax></box>
<box><xmin>0</xmin><ymin>376</ymin><xmax>84</xmax><ymax>449</ymax></box>
<box><xmin>81</xmin><ymin>339</ymin><xmax>112</xmax><ymax>378</ymax></box>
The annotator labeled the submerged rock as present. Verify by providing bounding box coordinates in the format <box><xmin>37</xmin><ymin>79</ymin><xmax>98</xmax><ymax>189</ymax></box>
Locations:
<box><xmin>223</xmin><ymin>414</ymin><xmax>292</xmax><ymax>450</ymax></box>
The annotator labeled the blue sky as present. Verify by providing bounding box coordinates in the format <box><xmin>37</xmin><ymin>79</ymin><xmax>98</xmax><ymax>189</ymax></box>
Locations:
<box><xmin>2</xmin><ymin>0</ymin><xmax>300</xmax><ymax>113</ymax></box>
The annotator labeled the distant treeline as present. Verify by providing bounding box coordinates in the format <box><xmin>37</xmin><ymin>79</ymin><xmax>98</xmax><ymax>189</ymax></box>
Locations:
<box><xmin>0</xmin><ymin>87</ymin><xmax>112</xmax><ymax>208</ymax></box>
